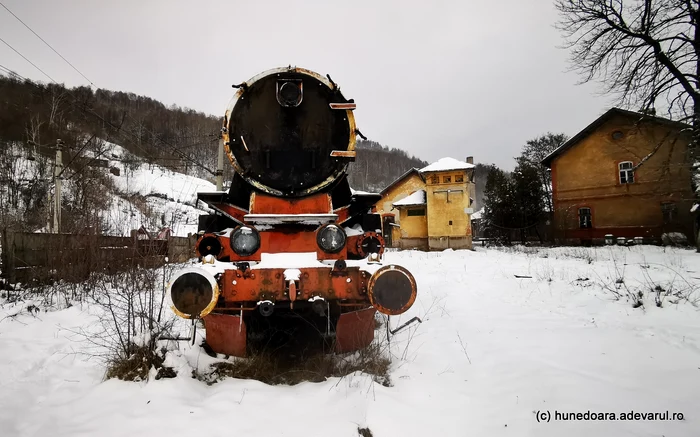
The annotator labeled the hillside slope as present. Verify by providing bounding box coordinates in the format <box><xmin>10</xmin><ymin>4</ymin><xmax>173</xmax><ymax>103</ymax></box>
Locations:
<box><xmin>0</xmin><ymin>140</ymin><xmax>213</xmax><ymax>236</ymax></box>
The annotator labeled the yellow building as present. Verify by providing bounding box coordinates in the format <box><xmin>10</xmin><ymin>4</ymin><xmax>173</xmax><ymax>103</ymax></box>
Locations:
<box><xmin>376</xmin><ymin>157</ymin><xmax>476</xmax><ymax>250</ymax></box>
<box><xmin>375</xmin><ymin>168</ymin><xmax>426</xmax><ymax>247</ymax></box>
<box><xmin>542</xmin><ymin>107</ymin><xmax>694</xmax><ymax>244</ymax></box>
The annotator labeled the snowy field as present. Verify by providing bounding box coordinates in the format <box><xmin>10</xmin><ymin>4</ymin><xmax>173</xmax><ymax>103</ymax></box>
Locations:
<box><xmin>1</xmin><ymin>245</ymin><xmax>699</xmax><ymax>437</ymax></box>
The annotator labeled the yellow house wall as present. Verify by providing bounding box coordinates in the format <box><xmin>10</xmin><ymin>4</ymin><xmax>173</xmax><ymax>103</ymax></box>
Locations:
<box><xmin>551</xmin><ymin>114</ymin><xmax>694</xmax><ymax>241</ymax></box>
<box><xmin>424</xmin><ymin>169</ymin><xmax>473</xmax><ymax>238</ymax></box>
<box><xmin>397</xmin><ymin>208</ymin><xmax>428</xmax><ymax>238</ymax></box>
<box><xmin>375</xmin><ymin>173</ymin><xmax>426</xmax><ymax>225</ymax></box>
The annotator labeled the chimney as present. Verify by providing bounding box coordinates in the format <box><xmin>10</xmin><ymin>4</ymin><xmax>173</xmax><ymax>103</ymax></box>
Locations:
<box><xmin>466</xmin><ymin>156</ymin><xmax>474</xmax><ymax>164</ymax></box>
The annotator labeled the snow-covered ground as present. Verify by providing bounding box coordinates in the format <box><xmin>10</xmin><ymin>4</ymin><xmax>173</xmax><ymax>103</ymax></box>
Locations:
<box><xmin>1</xmin><ymin>245</ymin><xmax>700</xmax><ymax>436</ymax></box>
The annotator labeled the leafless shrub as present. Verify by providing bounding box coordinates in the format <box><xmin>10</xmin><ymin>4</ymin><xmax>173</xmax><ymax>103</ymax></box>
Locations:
<box><xmin>76</xmin><ymin>261</ymin><xmax>181</xmax><ymax>381</ymax></box>
<box><xmin>593</xmin><ymin>250</ymin><xmax>644</xmax><ymax>308</ymax></box>
<box><xmin>534</xmin><ymin>261</ymin><xmax>555</xmax><ymax>283</ymax></box>
<box><xmin>105</xmin><ymin>343</ymin><xmax>175</xmax><ymax>381</ymax></box>
<box><xmin>639</xmin><ymin>262</ymin><xmax>700</xmax><ymax>308</ymax></box>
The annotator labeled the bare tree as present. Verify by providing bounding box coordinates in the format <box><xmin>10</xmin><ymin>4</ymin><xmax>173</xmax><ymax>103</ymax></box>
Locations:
<box><xmin>555</xmin><ymin>0</ymin><xmax>699</xmax><ymax>159</ymax></box>
<box><xmin>556</xmin><ymin>0</ymin><xmax>700</xmax><ymax>248</ymax></box>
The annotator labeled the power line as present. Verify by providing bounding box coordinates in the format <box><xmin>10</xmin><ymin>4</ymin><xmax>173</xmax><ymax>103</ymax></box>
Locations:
<box><xmin>0</xmin><ymin>1</ymin><xmax>95</xmax><ymax>87</ymax></box>
<box><xmin>0</xmin><ymin>5</ymin><xmax>218</xmax><ymax>176</ymax></box>
<box><xmin>0</xmin><ymin>35</ymin><xmax>56</xmax><ymax>83</ymax></box>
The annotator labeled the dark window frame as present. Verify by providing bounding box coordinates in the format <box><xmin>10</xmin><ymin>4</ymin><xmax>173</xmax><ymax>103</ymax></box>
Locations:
<box><xmin>407</xmin><ymin>208</ymin><xmax>426</xmax><ymax>217</ymax></box>
<box><xmin>661</xmin><ymin>202</ymin><xmax>677</xmax><ymax>224</ymax></box>
<box><xmin>579</xmin><ymin>207</ymin><xmax>592</xmax><ymax>229</ymax></box>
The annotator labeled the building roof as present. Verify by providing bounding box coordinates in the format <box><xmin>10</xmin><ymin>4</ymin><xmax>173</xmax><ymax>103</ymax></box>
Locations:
<box><xmin>420</xmin><ymin>157</ymin><xmax>475</xmax><ymax>173</ymax></box>
<box><xmin>470</xmin><ymin>207</ymin><xmax>484</xmax><ymax>220</ymax></box>
<box><xmin>379</xmin><ymin>167</ymin><xmax>424</xmax><ymax>195</ymax></box>
<box><xmin>541</xmin><ymin>107</ymin><xmax>690</xmax><ymax>168</ymax></box>
<box><xmin>393</xmin><ymin>189</ymin><xmax>426</xmax><ymax>207</ymax></box>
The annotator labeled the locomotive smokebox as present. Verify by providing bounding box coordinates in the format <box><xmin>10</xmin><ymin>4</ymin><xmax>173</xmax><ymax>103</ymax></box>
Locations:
<box><xmin>223</xmin><ymin>67</ymin><xmax>357</xmax><ymax>197</ymax></box>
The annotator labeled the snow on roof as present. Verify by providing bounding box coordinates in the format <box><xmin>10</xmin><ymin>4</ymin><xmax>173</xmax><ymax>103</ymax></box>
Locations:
<box><xmin>393</xmin><ymin>190</ymin><xmax>426</xmax><ymax>207</ymax></box>
<box><xmin>420</xmin><ymin>157</ymin><xmax>475</xmax><ymax>173</ymax></box>
<box><xmin>471</xmin><ymin>207</ymin><xmax>484</xmax><ymax>220</ymax></box>
<box><xmin>350</xmin><ymin>187</ymin><xmax>379</xmax><ymax>196</ymax></box>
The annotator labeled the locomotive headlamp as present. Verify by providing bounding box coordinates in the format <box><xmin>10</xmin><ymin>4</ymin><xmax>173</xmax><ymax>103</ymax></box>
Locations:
<box><xmin>276</xmin><ymin>80</ymin><xmax>303</xmax><ymax>107</ymax></box>
<box><xmin>230</xmin><ymin>226</ymin><xmax>261</xmax><ymax>257</ymax></box>
<box><xmin>197</xmin><ymin>235</ymin><xmax>222</xmax><ymax>259</ymax></box>
<box><xmin>317</xmin><ymin>224</ymin><xmax>346</xmax><ymax>253</ymax></box>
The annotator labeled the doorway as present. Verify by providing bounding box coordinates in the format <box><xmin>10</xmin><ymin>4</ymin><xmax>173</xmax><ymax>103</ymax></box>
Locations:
<box><xmin>382</xmin><ymin>215</ymin><xmax>395</xmax><ymax>247</ymax></box>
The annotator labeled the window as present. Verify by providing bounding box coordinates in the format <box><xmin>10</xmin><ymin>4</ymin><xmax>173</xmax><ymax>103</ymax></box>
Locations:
<box><xmin>443</xmin><ymin>176</ymin><xmax>451</xmax><ymax>183</ymax></box>
<box><xmin>407</xmin><ymin>208</ymin><xmax>426</xmax><ymax>217</ymax></box>
<box><xmin>448</xmin><ymin>220</ymin><xmax>453</xmax><ymax>225</ymax></box>
<box><xmin>579</xmin><ymin>207</ymin><xmax>592</xmax><ymax>229</ymax></box>
<box><xmin>661</xmin><ymin>203</ymin><xmax>677</xmax><ymax>224</ymax></box>
<box><xmin>429</xmin><ymin>175</ymin><xmax>439</xmax><ymax>184</ymax></box>
<box><xmin>619</xmin><ymin>161</ymin><xmax>635</xmax><ymax>184</ymax></box>
<box><xmin>455</xmin><ymin>174</ymin><xmax>464</xmax><ymax>183</ymax></box>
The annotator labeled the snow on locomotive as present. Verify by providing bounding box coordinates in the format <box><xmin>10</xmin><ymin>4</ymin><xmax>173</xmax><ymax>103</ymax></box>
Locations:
<box><xmin>167</xmin><ymin>67</ymin><xmax>417</xmax><ymax>356</ymax></box>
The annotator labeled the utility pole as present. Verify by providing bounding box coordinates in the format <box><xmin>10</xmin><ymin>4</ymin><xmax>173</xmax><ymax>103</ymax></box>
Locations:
<box><xmin>216</xmin><ymin>130</ymin><xmax>225</xmax><ymax>191</ymax></box>
<box><xmin>53</xmin><ymin>139</ymin><xmax>63</xmax><ymax>233</ymax></box>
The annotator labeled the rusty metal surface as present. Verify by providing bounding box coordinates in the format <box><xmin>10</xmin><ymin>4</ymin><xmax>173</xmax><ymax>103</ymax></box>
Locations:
<box><xmin>329</xmin><ymin>103</ymin><xmax>357</xmax><ymax>110</ymax></box>
<box><xmin>367</xmin><ymin>265</ymin><xmax>417</xmax><ymax>316</ymax></box>
<box><xmin>203</xmin><ymin>313</ymin><xmax>247</xmax><ymax>357</ymax></box>
<box><xmin>250</xmin><ymin>192</ymin><xmax>332</xmax><ymax>214</ymax></box>
<box><xmin>220</xmin><ymin>266</ymin><xmax>370</xmax><ymax>303</ymax></box>
<box><xmin>333</xmin><ymin>205</ymin><xmax>351</xmax><ymax>225</ymax></box>
<box><xmin>347</xmin><ymin>232</ymin><xmax>385</xmax><ymax>259</ymax></box>
<box><xmin>207</xmin><ymin>202</ymin><xmax>248</xmax><ymax>224</ymax></box>
<box><xmin>204</xmin><ymin>226</ymin><xmax>349</xmax><ymax>262</ymax></box>
<box><xmin>329</xmin><ymin>150</ymin><xmax>357</xmax><ymax>158</ymax></box>
<box><xmin>334</xmin><ymin>307</ymin><xmax>376</xmax><ymax>353</ymax></box>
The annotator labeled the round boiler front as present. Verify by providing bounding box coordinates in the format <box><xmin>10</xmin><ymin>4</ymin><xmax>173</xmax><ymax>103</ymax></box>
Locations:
<box><xmin>223</xmin><ymin>67</ymin><xmax>356</xmax><ymax>197</ymax></box>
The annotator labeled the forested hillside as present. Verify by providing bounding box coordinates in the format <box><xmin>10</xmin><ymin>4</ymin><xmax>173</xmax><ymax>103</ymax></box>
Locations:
<box><xmin>348</xmin><ymin>140</ymin><xmax>428</xmax><ymax>192</ymax></box>
<box><xmin>0</xmin><ymin>74</ymin><xmax>221</xmax><ymax>180</ymax></box>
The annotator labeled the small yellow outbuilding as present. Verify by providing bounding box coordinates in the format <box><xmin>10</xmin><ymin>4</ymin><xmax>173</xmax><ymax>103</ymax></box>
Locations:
<box><xmin>374</xmin><ymin>157</ymin><xmax>476</xmax><ymax>250</ymax></box>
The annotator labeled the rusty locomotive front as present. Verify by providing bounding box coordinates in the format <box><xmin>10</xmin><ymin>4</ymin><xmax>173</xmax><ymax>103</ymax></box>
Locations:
<box><xmin>167</xmin><ymin>67</ymin><xmax>417</xmax><ymax>356</ymax></box>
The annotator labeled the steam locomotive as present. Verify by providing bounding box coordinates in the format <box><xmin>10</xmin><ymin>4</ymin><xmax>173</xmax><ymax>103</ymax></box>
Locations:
<box><xmin>167</xmin><ymin>67</ymin><xmax>417</xmax><ymax>356</ymax></box>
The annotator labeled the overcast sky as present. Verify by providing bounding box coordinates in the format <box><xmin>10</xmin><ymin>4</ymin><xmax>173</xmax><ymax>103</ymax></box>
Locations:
<box><xmin>0</xmin><ymin>0</ymin><xmax>615</xmax><ymax>170</ymax></box>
